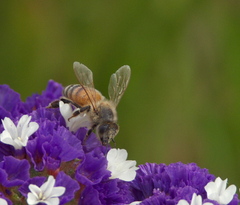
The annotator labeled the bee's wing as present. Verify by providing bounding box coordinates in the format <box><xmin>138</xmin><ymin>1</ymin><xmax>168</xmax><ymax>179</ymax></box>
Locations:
<box><xmin>108</xmin><ymin>65</ymin><xmax>131</xmax><ymax>106</ymax></box>
<box><xmin>73</xmin><ymin>62</ymin><xmax>98</xmax><ymax>111</ymax></box>
<box><xmin>73</xmin><ymin>62</ymin><xmax>94</xmax><ymax>88</ymax></box>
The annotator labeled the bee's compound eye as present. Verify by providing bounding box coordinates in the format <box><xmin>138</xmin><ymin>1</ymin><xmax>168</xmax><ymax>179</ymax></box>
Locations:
<box><xmin>98</xmin><ymin>124</ymin><xmax>109</xmax><ymax>135</ymax></box>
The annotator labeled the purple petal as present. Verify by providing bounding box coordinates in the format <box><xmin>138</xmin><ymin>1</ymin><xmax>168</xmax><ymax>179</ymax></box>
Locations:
<box><xmin>0</xmin><ymin>107</ymin><xmax>12</xmax><ymax>124</ymax></box>
<box><xmin>55</xmin><ymin>171</ymin><xmax>80</xmax><ymax>204</ymax></box>
<box><xmin>130</xmin><ymin>162</ymin><xmax>216</xmax><ymax>204</ymax></box>
<box><xmin>26</xmin><ymin>130</ymin><xmax>50</xmax><ymax>171</ymax></box>
<box><xmin>30</xmin><ymin>107</ymin><xmax>62</xmax><ymax>125</ymax></box>
<box><xmin>75</xmin><ymin>129</ymin><xmax>105</xmax><ymax>153</ymax></box>
<box><xmin>0</xmin><ymin>85</ymin><xmax>22</xmax><ymax>119</ymax></box>
<box><xmin>26</xmin><ymin>119</ymin><xmax>84</xmax><ymax>172</ymax></box>
<box><xmin>0</xmin><ymin>142</ymin><xmax>16</xmax><ymax>161</ymax></box>
<box><xmin>51</xmin><ymin>126</ymin><xmax>84</xmax><ymax>162</ymax></box>
<box><xmin>24</xmin><ymin>80</ymin><xmax>63</xmax><ymax>112</ymax></box>
<box><xmin>76</xmin><ymin>147</ymin><xmax>110</xmax><ymax>186</ymax></box>
<box><xmin>94</xmin><ymin>179</ymin><xmax>134</xmax><ymax>205</ymax></box>
<box><xmin>0</xmin><ymin>156</ymin><xmax>30</xmax><ymax>187</ymax></box>
<box><xmin>79</xmin><ymin>186</ymin><xmax>101</xmax><ymax>205</ymax></box>
<box><xmin>42</xmin><ymin>80</ymin><xmax>63</xmax><ymax>102</ymax></box>
<box><xmin>19</xmin><ymin>176</ymin><xmax>46</xmax><ymax>197</ymax></box>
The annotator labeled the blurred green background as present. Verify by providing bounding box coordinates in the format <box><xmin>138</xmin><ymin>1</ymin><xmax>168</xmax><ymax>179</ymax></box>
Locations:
<box><xmin>0</xmin><ymin>1</ymin><xmax>240</xmax><ymax>187</ymax></box>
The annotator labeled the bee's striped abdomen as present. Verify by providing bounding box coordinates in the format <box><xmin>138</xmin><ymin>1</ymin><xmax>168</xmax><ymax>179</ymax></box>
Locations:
<box><xmin>63</xmin><ymin>84</ymin><xmax>103</xmax><ymax>107</ymax></box>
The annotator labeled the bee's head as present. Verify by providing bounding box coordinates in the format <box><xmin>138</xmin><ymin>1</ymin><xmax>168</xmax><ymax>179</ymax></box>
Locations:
<box><xmin>96</xmin><ymin>122</ymin><xmax>119</xmax><ymax>145</ymax></box>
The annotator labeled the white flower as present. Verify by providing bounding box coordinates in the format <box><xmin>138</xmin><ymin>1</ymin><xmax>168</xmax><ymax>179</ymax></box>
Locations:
<box><xmin>107</xmin><ymin>148</ymin><xmax>139</xmax><ymax>181</ymax></box>
<box><xmin>0</xmin><ymin>198</ymin><xmax>8</xmax><ymax>205</ymax></box>
<box><xmin>127</xmin><ymin>201</ymin><xmax>142</xmax><ymax>205</ymax></box>
<box><xmin>27</xmin><ymin>175</ymin><xmax>65</xmax><ymax>205</ymax></box>
<box><xmin>204</xmin><ymin>177</ymin><xmax>236</xmax><ymax>205</ymax></box>
<box><xmin>0</xmin><ymin>115</ymin><xmax>39</xmax><ymax>149</ymax></box>
<box><xmin>59</xmin><ymin>101</ymin><xmax>92</xmax><ymax>132</ymax></box>
<box><xmin>177</xmin><ymin>193</ymin><xmax>213</xmax><ymax>205</ymax></box>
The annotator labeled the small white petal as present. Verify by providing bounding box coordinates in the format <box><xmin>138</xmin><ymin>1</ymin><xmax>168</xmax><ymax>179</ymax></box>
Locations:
<box><xmin>205</xmin><ymin>177</ymin><xmax>236</xmax><ymax>205</ymax></box>
<box><xmin>29</xmin><ymin>184</ymin><xmax>42</xmax><ymax>199</ymax></box>
<box><xmin>219</xmin><ymin>184</ymin><xmax>237</xmax><ymax>204</ymax></box>
<box><xmin>17</xmin><ymin>115</ymin><xmax>31</xmax><ymax>135</ymax></box>
<box><xmin>107</xmin><ymin>148</ymin><xmax>138</xmax><ymax>181</ymax></box>
<box><xmin>41</xmin><ymin>175</ymin><xmax>55</xmax><ymax>198</ymax></box>
<box><xmin>0</xmin><ymin>115</ymin><xmax>39</xmax><ymax>149</ymax></box>
<box><xmin>59</xmin><ymin>101</ymin><xmax>72</xmax><ymax>120</ymax></box>
<box><xmin>51</xmin><ymin>187</ymin><xmax>66</xmax><ymax>197</ymax></box>
<box><xmin>177</xmin><ymin>193</ymin><xmax>214</xmax><ymax>205</ymax></box>
<box><xmin>0</xmin><ymin>130</ymin><xmax>15</xmax><ymax>145</ymax></box>
<box><xmin>27</xmin><ymin>175</ymin><xmax>65</xmax><ymax>205</ymax></box>
<box><xmin>107</xmin><ymin>148</ymin><xmax>128</xmax><ymax>163</ymax></box>
<box><xmin>112</xmin><ymin>170</ymin><xmax>137</xmax><ymax>182</ymax></box>
<box><xmin>59</xmin><ymin>101</ymin><xmax>92</xmax><ymax>132</ymax></box>
<box><xmin>21</xmin><ymin>122</ymin><xmax>39</xmax><ymax>143</ymax></box>
<box><xmin>45</xmin><ymin>197</ymin><xmax>60</xmax><ymax>205</ymax></box>
<box><xmin>128</xmin><ymin>201</ymin><xmax>142</xmax><ymax>205</ymax></box>
<box><xmin>1</xmin><ymin>117</ymin><xmax>18</xmax><ymax>139</ymax></box>
<box><xmin>177</xmin><ymin>199</ymin><xmax>189</xmax><ymax>205</ymax></box>
<box><xmin>218</xmin><ymin>178</ymin><xmax>227</xmax><ymax>193</ymax></box>
<box><xmin>27</xmin><ymin>192</ymin><xmax>39</xmax><ymax>205</ymax></box>
<box><xmin>0</xmin><ymin>198</ymin><xmax>8</xmax><ymax>205</ymax></box>
<box><xmin>192</xmin><ymin>193</ymin><xmax>202</xmax><ymax>205</ymax></box>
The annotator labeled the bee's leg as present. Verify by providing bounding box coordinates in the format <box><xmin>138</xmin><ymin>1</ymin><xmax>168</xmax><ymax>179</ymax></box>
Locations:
<box><xmin>86</xmin><ymin>127</ymin><xmax>93</xmax><ymax>137</ymax></box>
<box><xmin>46</xmin><ymin>100</ymin><xmax>60</xmax><ymax>108</ymax></box>
<box><xmin>68</xmin><ymin>105</ymin><xmax>91</xmax><ymax>121</ymax></box>
<box><xmin>80</xmin><ymin>105</ymin><xmax>91</xmax><ymax>113</ymax></box>
<box><xmin>60</xmin><ymin>98</ymin><xmax>73</xmax><ymax>104</ymax></box>
<box><xmin>47</xmin><ymin>97</ymin><xmax>73</xmax><ymax>108</ymax></box>
<box><xmin>84</xmin><ymin>124</ymin><xmax>97</xmax><ymax>143</ymax></box>
<box><xmin>85</xmin><ymin>124</ymin><xmax>97</xmax><ymax>138</ymax></box>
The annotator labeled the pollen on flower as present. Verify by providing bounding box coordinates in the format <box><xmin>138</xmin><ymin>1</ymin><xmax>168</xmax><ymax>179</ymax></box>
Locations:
<box><xmin>204</xmin><ymin>177</ymin><xmax>237</xmax><ymax>205</ymax></box>
<box><xmin>59</xmin><ymin>101</ymin><xmax>91</xmax><ymax>132</ymax></box>
<box><xmin>107</xmin><ymin>148</ymin><xmax>138</xmax><ymax>181</ymax></box>
<box><xmin>0</xmin><ymin>115</ymin><xmax>39</xmax><ymax>150</ymax></box>
<box><xmin>27</xmin><ymin>175</ymin><xmax>65</xmax><ymax>205</ymax></box>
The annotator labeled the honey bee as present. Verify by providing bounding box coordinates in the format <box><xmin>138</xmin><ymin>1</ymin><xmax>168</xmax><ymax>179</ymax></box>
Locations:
<box><xmin>48</xmin><ymin>62</ymin><xmax>131</xmax><ymax>145</ymax></box>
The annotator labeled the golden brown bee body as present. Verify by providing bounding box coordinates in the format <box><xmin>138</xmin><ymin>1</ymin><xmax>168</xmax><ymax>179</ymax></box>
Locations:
<box><xmin>63</xmin><ymin>84</ymin><xmax>103</xmax><ymax>107</ymax></box>
<box><xmin>48</xmin><ymin>62</ymin><xmax>131</xmax><ymax>145</ymax></box>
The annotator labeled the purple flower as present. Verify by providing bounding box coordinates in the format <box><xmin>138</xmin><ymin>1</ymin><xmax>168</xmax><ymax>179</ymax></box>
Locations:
<box><xmin>79</xmin><ymin>179</ymin><xmax>135</xmax><ymax>205</ymax></box>
<box><xmin>23</xmin><ymin>80</ymin><xmax>63</xmax><ymax>113</ymax></box>
<box><xmin>0</xmin><ymin>81</ymin><xmax>138</xmax><ymax>204</ymax></box>
<box><xmin>26</xmin><ymin>118</ymin><xmax>83</xmax><ymax>171</ymax></box>
<box><xmin>0</xmin><ymin>156</ymin><xmax>30</xmax><ymax>187</ymax></box>
<box><xmin>0</xmin><ymin>85</ymin><xmax>22</xmax><ymax>119</ymax></box>
<box><xmin>129</xmin><ymin>162</ymin><xmax>239</xmax><ymax>205</ymax></box>
<box><xmin>76</xmin><ymin>146</ymin><xmax>110</xmax><ymax>186</ymax></box>
<box><xmin>0</xmin><ymin>79</ymin><xmax>239</xmax><ymax>205</ymax></box>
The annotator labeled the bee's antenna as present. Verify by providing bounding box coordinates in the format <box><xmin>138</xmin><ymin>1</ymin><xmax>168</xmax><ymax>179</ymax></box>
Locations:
<box><xmin>112</xmin><ymin>138</ymin><xmax>116</xmax><ymax>148</ymax></box>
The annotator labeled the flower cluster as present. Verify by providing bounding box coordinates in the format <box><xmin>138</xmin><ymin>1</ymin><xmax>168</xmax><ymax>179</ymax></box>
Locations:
<box><xmin>130</xmin><ymin>163</ymin><xmax>238</xmax><ymax>205</ymax></box>
<box><xmin>0</xmin><ymin>80</ymin><xmax>239</xmax><ymax>205</ymax></box>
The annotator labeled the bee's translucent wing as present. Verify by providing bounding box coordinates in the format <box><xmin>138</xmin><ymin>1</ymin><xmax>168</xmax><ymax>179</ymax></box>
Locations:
<box><xmin>73</xmin><ymin>62</ymin><xmax>94</xmax><ymax>88</ymax></box>
<box><xmin>108</xmin><ymin>65</ymin><xmax>131</xmax><ymax>106</ymax></box>
<box><xmin>73</xmin><ymin>62</ymin><xmax>98</xmax><ymax>112</ymax></box>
